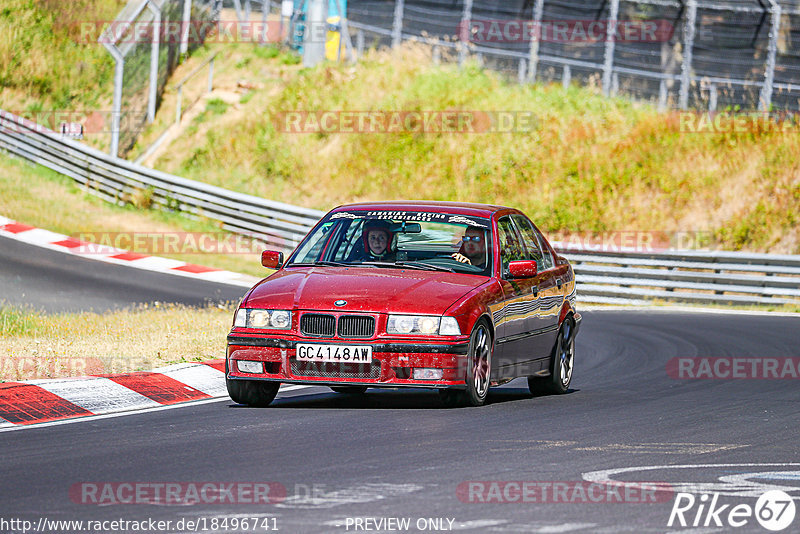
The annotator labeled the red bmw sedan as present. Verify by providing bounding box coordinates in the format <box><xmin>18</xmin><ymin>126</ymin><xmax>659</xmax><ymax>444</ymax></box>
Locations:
<box><xmin>226</xmin><ymin>201</ymin><xmax>580</xmax><ymax>407</ymax></box>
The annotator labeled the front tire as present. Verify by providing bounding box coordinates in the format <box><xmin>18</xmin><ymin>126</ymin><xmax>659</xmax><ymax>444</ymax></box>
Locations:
<box><xmin>441</xmin><ymin>320</ymin><xmax>492</xmax><ymax>407</ymax></box>
<box><xmin>438</xmin><ymin>389</ymin><xmax>462</xmax><ymax>407</ymax></box>
<box><xmin>528</xmin><ymin>318</ymin><xmax>574</xmax><ymax>395</ymax></box>
<box><xmin>464</xmin><ymin>321</ymin><xmax>492</xmax><ymax>406</ymax></box>
<box><xmin>226</xmin><ymin>359</ymin><xmax>280</xmax><ymax>407</ymax></box>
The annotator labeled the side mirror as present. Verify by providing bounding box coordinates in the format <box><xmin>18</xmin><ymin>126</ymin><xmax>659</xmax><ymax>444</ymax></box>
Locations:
<box><xmin>508</xmin><ymin>260</ymin><xmax>537</xmax><ymax>278</ymax></box>
<box><xmin>261</xmin><ymin>250</ymin><xmax>284</xmax><ymax>269</ymax></box>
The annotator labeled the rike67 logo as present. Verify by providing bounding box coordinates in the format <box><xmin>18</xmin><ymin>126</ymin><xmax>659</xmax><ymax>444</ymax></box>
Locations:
<box><xmin>668</xmin><ymin>490</ymin><xmax>796</xmax><ymax>531</ymax></box>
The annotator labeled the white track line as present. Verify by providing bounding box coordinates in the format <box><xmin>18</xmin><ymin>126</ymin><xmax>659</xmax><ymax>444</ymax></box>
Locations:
<box><xmin>0</xmin><ymin>384</ymin><xmax>314</xmax><ymax>433</ymax></box>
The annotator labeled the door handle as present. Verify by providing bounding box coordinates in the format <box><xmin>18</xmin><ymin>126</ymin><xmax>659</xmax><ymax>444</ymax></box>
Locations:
<box><xmin>557</xmin><ymin>279</ymin><xmax>563</xmax><ymax>289</ymax></box>
<box><xmin>532</xmin><ymin>285</ymin><xmax>539</xmax><ymax>297</ymax></box>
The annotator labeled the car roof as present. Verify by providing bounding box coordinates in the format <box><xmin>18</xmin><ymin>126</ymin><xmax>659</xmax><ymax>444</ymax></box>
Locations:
<box><xmin>330</xmin><ymin>200</ymin><xmax>514</xmax><ymax>218</ymax></box>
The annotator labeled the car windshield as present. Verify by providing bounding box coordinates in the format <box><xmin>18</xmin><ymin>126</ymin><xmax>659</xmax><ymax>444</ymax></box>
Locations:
<box><xmin>287</xmin><ymin>211</ymin><xmax>493</xmax><ymax>276</ymax></box>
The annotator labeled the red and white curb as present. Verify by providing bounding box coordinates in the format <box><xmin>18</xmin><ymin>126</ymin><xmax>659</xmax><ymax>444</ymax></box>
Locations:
<box><xmin>0</xmin><ymin>215</ymin><xmax>259</xmax><ymax>288</ymax></box>
<box><xmin>0</xmin><ymin>360</ymin><xmax>309</xmax><ymax>428</ymax></box>
<box><xmin>0</xmin><ymin>360</ymin><xmax>228</xmax><ymax>427</ymax></box>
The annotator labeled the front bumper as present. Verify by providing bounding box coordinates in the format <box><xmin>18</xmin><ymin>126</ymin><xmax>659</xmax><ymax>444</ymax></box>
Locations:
<box><xmin>226</xmin><ymin>334</ymin><xmax>470</xmax><ymax>388</ymax></box>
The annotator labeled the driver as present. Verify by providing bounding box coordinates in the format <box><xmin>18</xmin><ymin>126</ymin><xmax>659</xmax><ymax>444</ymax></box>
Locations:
<box><xmin>452</xmin><ymin>226</ymin><xmax>487</xmax><ymax>268</ymax></box>
<box><xmin>361</xmin><ymin>219</ymin><xmax>396</xmax><ymax>261</ymax></box>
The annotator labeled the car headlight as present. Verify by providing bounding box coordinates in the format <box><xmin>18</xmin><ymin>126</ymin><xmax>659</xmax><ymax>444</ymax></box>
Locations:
<box><xmin>234</xmin><ymin>308</ymin><xmax>292</xmax><ymax>329</ymax></box>
<box><xmin>386</xmin><ymin>315</ymin><xmax>462</xmax><ymax>336</ymax></box>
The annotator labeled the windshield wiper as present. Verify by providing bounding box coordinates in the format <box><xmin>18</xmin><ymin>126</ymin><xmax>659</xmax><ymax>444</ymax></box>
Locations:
<box><xmin>312</xmin><ymin>261</ymin><xmax>352</xmax><ymax>267</ymax></box>
<box><xmin>395</xmin><ymin>261</ymin><xmax>457</xmax><ymax>273</ymax></box>
<box><xmin>289</xmin><ymin>261</ymin><xmax>358</xmax><ymax>267</ymax></box>
<box><xmin>361</xmin><ymin>260</ymin><xmax>457</xmax><ymax>273</ymax></box>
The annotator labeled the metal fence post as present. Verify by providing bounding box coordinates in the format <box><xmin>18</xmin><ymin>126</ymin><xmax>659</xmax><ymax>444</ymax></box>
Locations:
<box><xmin>180</xmin><ymin>0</ymin><xmax>192</xmax><ymax>58</ymax></box>
<box><xmin>518</xmin><ymin>59</ymin><xmax>527</xmax><ymax>84</ymax></box>
<box><xmin>146</xmin><ymin>0</ymin><xmax>162</xmax><ymax>123</ymax></box>
<box><xmin>232</xmin><ymin>0</ymin><xmax>244</xmax><ymax>23</ymax></box>
<box><xmin>303</xmin><ymin>0</ymin><xmax>326</xmax><ymax>66</ymax></box>
<box><xmin>679</xmin><ymin>0</ymin><xmax>697</xmax><ymax>110</ymax></box>
<box><xmin>333</xmin><ymin>0</ymin><xmax>357</xmax><ymax>62</ymax></box>
<box><xmin>260</xmin><ymin>0</ymin><xmax>269</xmax><ymax>44</ymax></box>
<box><xmin>458</xmin><ymin>0</ymin><xmax>473</xmax><ymax>66</ymax></box>
<box><xmin>658</xmin><ymin>78</ymin><xmax>668</xmax><ymax>110</ymax></box>
<box><xmin>759</xmin><ymin>0</ymin><xmax>781</xmax><ymax>111</ymax></box>
<box><xmin>562</xmin><ymin>65</ymin><xmax>571</xmax><ymax>88</ymax></box>
<box><xmin>602</xmin><ymin>0</ymin><xmax>620</xmax><ymax>96</ymax></box>
<box><xmin>104</xmin><ymin>47</ymin><xmax>124</xmax><ymax>157</ymax></box>
<box><xmin>357</xmin><ymin>29</ymin><xmax>364</xmax><ymax>57</ymax></box>
<box><xmin>527</xmin><ymin>0</ymin><xmax>544</xmax><ymax>82</ymax></box>
<box><xmin>392</xmin><ymin>0</ymin><xmax>404</xmax><ymax>48</ymax></box>
<box><xmin>708</xmin><ymin>83</ymin><xmax>717</xmax><ymax>111</ymax></box>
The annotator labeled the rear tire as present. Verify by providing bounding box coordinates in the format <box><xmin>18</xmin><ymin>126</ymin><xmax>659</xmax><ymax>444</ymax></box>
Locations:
<box><xmin>330</xmin><ymin>386</ymin><xmax>368</xmax><ymax>395</ymax></box>
<box><xmin>226</xmin><ymin>359</ymin><xmax>280</xmax><ymax>407</ymax></box>
<box><xmin>528</xmin><ymin>318</ymin><xmax>574</xmax><ymax>395</ymax></box>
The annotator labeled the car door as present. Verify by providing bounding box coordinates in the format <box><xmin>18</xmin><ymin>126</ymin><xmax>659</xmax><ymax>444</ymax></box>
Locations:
<box><xmin>510</xmin><ymin>214</ymin><xmax>561</xmax><ymax>369</ymax></box>
<box><xmin>494</xmin><ymin>215</ymin><xmax>540</xmax><ymax>375</ymax></box>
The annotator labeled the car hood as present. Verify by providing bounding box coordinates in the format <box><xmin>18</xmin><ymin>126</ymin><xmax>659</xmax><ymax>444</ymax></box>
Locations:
<box><xmin>245</xmin><ymin>266</ymin><xmax>486</xmax><ymax>315</ymax></box>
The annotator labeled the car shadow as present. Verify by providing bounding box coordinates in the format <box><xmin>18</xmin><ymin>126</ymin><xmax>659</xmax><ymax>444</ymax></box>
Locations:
<box><xmin>227</xmin><ymin>386</ymin><xmax>579</xmax><ymax>410</ymax></box>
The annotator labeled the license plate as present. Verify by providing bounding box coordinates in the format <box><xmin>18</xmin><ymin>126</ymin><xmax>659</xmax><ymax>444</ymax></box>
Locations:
<box><xmin>295</xmin><ymin>344</ymin><xmax>372</xmax><ymax>363</ymax></box>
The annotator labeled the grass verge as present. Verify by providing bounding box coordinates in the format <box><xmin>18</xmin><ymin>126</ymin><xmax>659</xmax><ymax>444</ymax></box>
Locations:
<box><xmin>0</xmin><ymin>302</ymin><xmax>233</xmax><ymax>381</ymax></box>
<box><xmin>0</xmin><ymin>0</ymin><xmax>122</xmax><ymax>126</ymax></box>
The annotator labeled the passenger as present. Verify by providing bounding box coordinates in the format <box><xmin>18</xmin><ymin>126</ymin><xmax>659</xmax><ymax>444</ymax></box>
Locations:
<box><xmin>452</xmin><ymin>227</ymin><xmax>487</xmax><ymax>268</ymax></box>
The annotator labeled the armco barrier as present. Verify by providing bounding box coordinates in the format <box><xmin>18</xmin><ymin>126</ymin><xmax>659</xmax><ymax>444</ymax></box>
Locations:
<box><xmin>554</xmin><ymin>245</ymin><xmax>800</xmax><ymax>306</ymax></box>
<box><xmin>0</xmin><ymin>109</ymin><xmax>324</xmax><ymax>252</ymax></box>
<box><xmin>1</xmin><ymin>108</ymin><xmax>798</xmax><ymax>307</ymax></box>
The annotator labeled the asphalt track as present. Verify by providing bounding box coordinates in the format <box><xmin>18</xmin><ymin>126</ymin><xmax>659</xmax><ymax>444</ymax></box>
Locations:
<box><xmin>0</xmin><ymin>235</ymin><xmax>246</xmax><ymax>312</ymax></box>
<box><xmin>2</xmin><ymin>239</ymin><xmax>800</xmax><ymax>533</ymax></box>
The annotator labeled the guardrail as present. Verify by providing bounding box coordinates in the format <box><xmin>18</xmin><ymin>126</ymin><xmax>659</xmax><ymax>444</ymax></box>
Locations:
<box><xmin>553</xmin><ymin>245</ymin><xmax>800</xmax><ymax>307</ymax></box>
<box><xmin>1</xmin><ymin>108</ymin><xmax>798</xmax><ymax>307</ymax></box>
<box><xmin>0</xmin><ymin>109</ymin><xmax>324</xmax><ymax>252</ymax></box>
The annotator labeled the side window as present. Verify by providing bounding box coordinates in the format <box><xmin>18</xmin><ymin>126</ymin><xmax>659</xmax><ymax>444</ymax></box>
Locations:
<box><xmin>512</xmin><ymin>215</ymin><xmax>554</xmax><ymax>270</ymax></box>
<box><xmin>510</xmin><ymin>214</ymin><xmax>545</xmax><ymax>266</ymax></box>
<box><xmin>497</xmin><ymin>216</ymin><xmax>525</xmax><ymax>274</ymax></box>
<box><xmin>531</xmin><ymin>225</ymin><xmax>555</xmax><ymax>271</ymax></box>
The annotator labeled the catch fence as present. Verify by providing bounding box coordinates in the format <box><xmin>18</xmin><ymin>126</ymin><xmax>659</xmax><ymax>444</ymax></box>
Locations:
<box><xmin>346</xmin><ymin>0</ymin><xmax>800</xmax><ymax>112</ymax></box>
